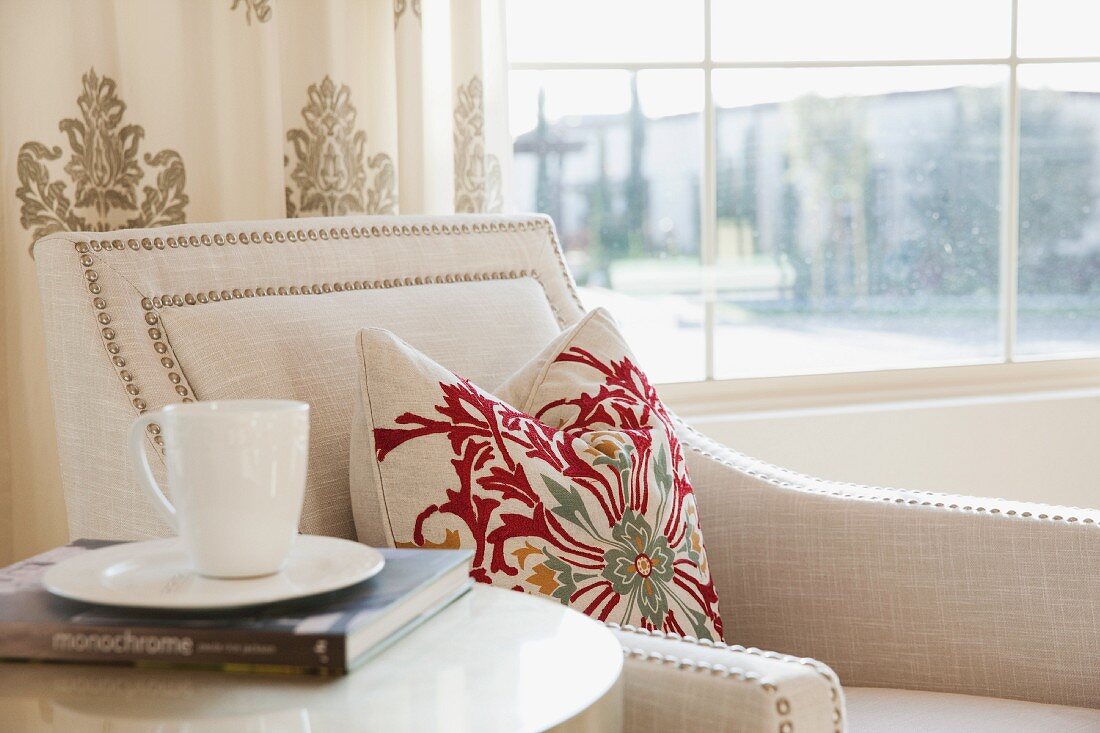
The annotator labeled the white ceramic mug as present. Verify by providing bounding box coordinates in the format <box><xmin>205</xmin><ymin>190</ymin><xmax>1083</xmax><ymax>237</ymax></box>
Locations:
<box><xmin>129</xmin><ymin>400</ymin><xmax>310</xmax><ymax>578</ymax></box>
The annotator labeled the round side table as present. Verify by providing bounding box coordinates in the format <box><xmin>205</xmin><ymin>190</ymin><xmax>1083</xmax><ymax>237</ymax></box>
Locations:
<box><xmin>0</xmin><ymin>586</ymin><xmax>623</xmax><ymax>732</ymax></box>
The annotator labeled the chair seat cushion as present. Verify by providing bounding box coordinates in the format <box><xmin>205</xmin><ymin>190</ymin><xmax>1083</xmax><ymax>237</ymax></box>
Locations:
<box><xmin>846</xmin><ymin>687</ymin><xmax>1100</xmax><ymax>732</ymax></box>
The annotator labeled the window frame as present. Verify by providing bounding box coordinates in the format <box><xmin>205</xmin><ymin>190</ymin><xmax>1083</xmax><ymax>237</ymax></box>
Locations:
<box><xmin>508</xmin><ymin>0</ymin><xmax>1100</xmax><ymax>394</ymax></box>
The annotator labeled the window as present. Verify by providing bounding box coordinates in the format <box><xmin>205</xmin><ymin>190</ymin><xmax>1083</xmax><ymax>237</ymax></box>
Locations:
<box><xmin>507</xmin><ymin>0</ymin><xmax>1100</xmax><ymax>384</ymax></box>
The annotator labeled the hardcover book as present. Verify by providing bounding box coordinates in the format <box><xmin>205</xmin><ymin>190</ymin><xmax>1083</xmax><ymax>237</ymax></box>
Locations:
<box><xmin>0</xmin><ymin>540</ymin><xmax>473</xmax><ymax>674</ymax></box>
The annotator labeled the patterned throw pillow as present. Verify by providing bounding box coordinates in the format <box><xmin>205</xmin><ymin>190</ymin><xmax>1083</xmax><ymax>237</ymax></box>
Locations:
<box><xmin>352</xmin><ymin>308</ymin><xmax>723</xmax><ymax>639</ymax></box>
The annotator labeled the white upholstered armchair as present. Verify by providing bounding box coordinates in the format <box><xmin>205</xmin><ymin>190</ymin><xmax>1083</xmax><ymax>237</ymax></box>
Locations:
<box><xmin>34</xmin><ymin>214</ymin><xmax>1100</xmax><ymax>732</ymax></box>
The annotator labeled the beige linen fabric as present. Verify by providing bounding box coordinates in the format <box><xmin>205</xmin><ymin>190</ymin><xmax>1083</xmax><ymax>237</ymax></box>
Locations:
<box><xmin>611</xmin><ymin>624</ymin><xmax>845</xmax><ymax>733</ymax></box>
<box><xmin>0</xmin><ymin>0</ymin><xmax>509</xmax><ymax>563</ymax></box>
<box><xmin>680</xmin><ymin>422</ymin><xmax>1100</xmax><ymax>709</ymax></box>
<box><xmin>34</xmin><ymin>214</ymin><xmax>582</xmax><ymax>542</ymax></box>
<box><xmin>844</xmin><ymin>688</ymin><xmax>1100</xmax><ymax>732</ymax></box>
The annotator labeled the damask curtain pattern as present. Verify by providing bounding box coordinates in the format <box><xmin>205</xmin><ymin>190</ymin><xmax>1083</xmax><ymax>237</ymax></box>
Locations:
<box><xmin>0</xmin><ymin>0</ymin><xmax>510</xmax><ymax>563</ymax></box>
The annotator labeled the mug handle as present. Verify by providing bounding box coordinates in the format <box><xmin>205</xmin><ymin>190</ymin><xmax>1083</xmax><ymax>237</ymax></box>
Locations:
<box><xmin>129</xmin><ymin>411</ymin><xmax>179</xmax><ymax>531</ymax></box>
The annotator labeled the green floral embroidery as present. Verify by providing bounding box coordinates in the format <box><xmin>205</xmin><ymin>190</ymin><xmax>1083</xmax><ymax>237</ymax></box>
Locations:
<box><xmin>543</xmin><ymin>553</ymin><xmax>586</xmax><ymax>605</ymax></box>
<box><xmin>601</xmin><ymin>510</ymin><xmax>676</xmax><ymax>626</ymax></box>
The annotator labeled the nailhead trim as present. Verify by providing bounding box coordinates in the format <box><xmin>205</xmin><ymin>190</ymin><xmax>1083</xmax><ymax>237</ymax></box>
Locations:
<box><xmin>676</xmin><ymin>417</ymin><xmax>1098</xmax><ymax>527</ymax></box>
<box><xmin>620</xmin><ymin>645</ymin><xmax>775</xmax><ymax>687</ymax></box>
<box><xmin>539</xmin><ymin>214</ymin><xmax>586</xmax><ymax>314</ymax></box>
<box><xmin>610</xmin><ymin>623</ymin><xmax>842</xmax><ymax>733</ymax></box>
<box><xmin>76</xmin><ymin>216</ymin><xmax>586</xmax><ymax>451</ymax></box>
<box><xmin>84</xmin><ymin>216</ymin><xmax>584</xmax><ymax>326</ymax></box>
<box><xmin>139</xmin><ymin>297</ymin><xmax>193</xmax><ymax>414</ymax></box>
<box><xmin>620</xmin><ymin>646</ymin><xmax>794</xmax><ymax>731</ymax></box>
<box><xmin>86</xmin><ymin>218</ymin><xmax>552</xmax><ymax>255</ymax></box>
<box><xmin>150</xmin><ymin>271</ymin><xmax>566</xmax><ymax>328</ymax></box>
<box><xmin>74</xmin><ymin>244</ymin><xmax>148</xmax><ymax>419</ymax></box>
<box><xmin>150</xmin><ymin>270</ymin><xmax>533</xmax><ymax>312</ymax></box>
<box><xmin>143</xmin><ymin>270</ymin><xmax>546</xmax><ymax>408</ymax></box>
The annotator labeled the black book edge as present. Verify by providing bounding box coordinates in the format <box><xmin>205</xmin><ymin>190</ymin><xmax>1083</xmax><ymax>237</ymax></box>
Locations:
<box><xmin>0</xmin><ymin>620</ymin><xmax>348</xmax><ymax>675</ymax></box>
<box><xmin>0</xmin><ymin>544</ymin><xmax>475</xmax><ymax>676</ymax></box>
<box><xmin>1</xmin><ymin>581</ymin><xmax>475</xmax><ymax>676</ymax></box>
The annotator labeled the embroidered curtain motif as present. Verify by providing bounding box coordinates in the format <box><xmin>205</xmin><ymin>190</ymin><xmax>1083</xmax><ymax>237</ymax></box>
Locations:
<box><xmin>0</xmin><ymin>0</ymin><xmax>511</xmax><ymax>563</ymax></box>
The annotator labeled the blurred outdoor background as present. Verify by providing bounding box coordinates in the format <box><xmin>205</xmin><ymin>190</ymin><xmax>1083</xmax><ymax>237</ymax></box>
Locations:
<box><xmin>507</xmin><ymin>0</ymin><xmax>1100</xmax><ymax>382</ymax></box>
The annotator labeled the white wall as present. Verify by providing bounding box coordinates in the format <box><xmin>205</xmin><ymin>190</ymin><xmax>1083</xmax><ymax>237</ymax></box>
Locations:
<box><xmin>683</xmin><ymin>390</ymin><xmax>1100</xmax><ymax>509</ymax></box>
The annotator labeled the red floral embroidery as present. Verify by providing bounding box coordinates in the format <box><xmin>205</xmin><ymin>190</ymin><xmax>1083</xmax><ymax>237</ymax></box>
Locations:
<box><xmin>375</xmin><ymin>347</ymin><xmax>723</xmax><ymax>639</ymax></box>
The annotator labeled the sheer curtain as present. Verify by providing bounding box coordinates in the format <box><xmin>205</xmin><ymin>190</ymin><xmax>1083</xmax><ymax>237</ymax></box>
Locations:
<box><xmin>0</xmin><ymin>0</ymin><xmax>511</xmax><ymax>562</ymax></box>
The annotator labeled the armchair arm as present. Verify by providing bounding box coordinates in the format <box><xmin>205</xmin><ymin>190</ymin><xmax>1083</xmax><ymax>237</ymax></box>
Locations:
<box><xmin>610</xmin><ymin>624</ymin><xmax>844</xmax><ymax>733</ymax></box>
<box><xmin>677</xmin><ymin>420</ymin><xmax>1100</xmax><ymax>709</ymax></box>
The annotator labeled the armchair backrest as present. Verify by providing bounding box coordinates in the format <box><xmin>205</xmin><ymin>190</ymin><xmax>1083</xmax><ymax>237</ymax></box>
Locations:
<box><xmin>34</xmin><ymin>214</ymin><xmax>584</xmax><ymax>541</ymax></box>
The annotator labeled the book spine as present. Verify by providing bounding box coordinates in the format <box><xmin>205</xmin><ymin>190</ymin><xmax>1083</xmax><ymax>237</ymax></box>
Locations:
<box><xmin>0</xmin><ymin>621</ymin><xmax>346</xmax><ymax>673</ymax></box>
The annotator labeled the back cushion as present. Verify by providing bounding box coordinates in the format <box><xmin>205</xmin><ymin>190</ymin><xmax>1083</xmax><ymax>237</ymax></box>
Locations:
<box><xmin>158</xmin><ymin>278</ymin><xmax>560</xmax><ymax>538</ymax></box>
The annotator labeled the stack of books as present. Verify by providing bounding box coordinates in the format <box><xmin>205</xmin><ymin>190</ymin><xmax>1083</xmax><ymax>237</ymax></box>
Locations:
<box><xmin>0</xmin><ymin>540</ymin><xmax>472</xmax><ymax>674</ymax></box>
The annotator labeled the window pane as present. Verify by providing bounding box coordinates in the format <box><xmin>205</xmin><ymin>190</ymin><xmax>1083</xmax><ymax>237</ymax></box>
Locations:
<box><xmin>711</xmin><ymin>0</ymin><xmax>1009</xmax><ymax>62</ymax></box>
<box><xmin>1018</xmin><ymin>1</ymin><xmax>1100</xmax><ymax>58</ymax></box>
<box><xmin>506</xmin><ymin>0</ymin><xmax>703</xmax><ymax>63</ymax></box>
<box><xmin>713</xmin><ymin>67</ymin><xmax>1004</xmax><ymax>378</ymax></box>
<box><xmin>510</xmin><ymin>70</ymin><xmax>705</xmax><ymax>382</ymax></box>
<box><xmin>1017</xmin><ymin>65</ymin><xmax>1100</xmax><ymax>357</ymax></box>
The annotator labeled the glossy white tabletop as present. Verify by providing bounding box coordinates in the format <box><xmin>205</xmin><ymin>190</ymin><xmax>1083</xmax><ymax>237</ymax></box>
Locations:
<box><xmin>0</xmin><ymin>586</ymin><xmax>624</xmax><ymax>733</ymax></box>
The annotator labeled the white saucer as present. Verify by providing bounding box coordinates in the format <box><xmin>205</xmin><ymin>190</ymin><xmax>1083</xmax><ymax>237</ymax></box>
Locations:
<box><xmin>43</xmin><ymin>536</ymin><xmax>385</xmax><ymax>610</ymax></box>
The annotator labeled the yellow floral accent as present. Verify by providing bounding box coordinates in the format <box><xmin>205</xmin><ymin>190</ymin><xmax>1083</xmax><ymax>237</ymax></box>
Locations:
<box><xmin>512</xmin><ymin>541</ymin><xmax>543</xmax><ymax>570</ymax></box>
<box><xmin>581</xmin><ymin>430</ymin><xmax>630</xmax><ymax>460</ymax></box>
<box><xmin>527</xmin><ymin>562</ymin><xmax>560</xmax><ymax>596</ymax></box>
